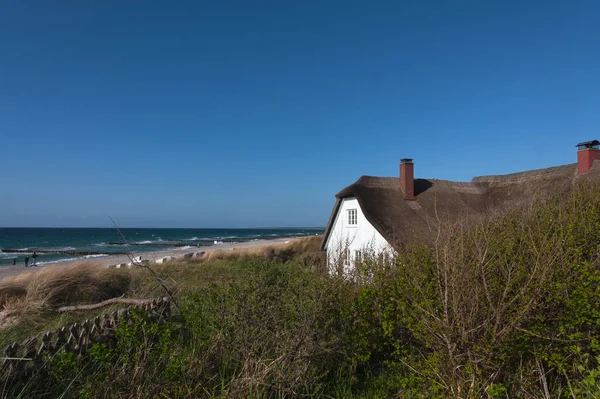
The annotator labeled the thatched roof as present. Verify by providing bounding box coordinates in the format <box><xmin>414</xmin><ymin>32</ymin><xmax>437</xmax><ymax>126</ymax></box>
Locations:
<box><xmin>321</xmin><ymin>162</ymin><xmax>600</xmax><ymax>251</ymax></box>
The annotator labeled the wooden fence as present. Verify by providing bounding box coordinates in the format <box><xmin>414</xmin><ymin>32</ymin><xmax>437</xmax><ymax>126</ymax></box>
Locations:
<box><xmin>1</xmin><ymin>296</ymin><xmax>171</xmax><ymax>379</ymax></box>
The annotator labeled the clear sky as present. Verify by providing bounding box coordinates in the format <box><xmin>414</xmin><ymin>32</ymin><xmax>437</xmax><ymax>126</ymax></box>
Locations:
<box><xmin>1</xmin><ymin>1</ymin><xmax>599</xmax><ymax>228</ymax></box>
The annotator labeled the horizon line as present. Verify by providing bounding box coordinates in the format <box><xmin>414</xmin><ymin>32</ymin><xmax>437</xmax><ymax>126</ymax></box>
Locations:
<box><xmin>0</xmin><ymin>226</ymin><xmax>326</xmax><ymax>230</ymax></box>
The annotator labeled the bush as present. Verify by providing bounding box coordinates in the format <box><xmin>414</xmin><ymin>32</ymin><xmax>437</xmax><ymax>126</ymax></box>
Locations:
<box><xmin>6</xmin><ymin>259</ymin><xmax>357</xmax><ymax>398</ymax></box>
<box><xmin>350</xmin><ymin>183</ymin><xmax>600</xmax><ymax>397</ymax></box>
<box><xmin>179</xmin><ymin>259</ymin><xmax>355</xmax><ymax>397</ymax></box>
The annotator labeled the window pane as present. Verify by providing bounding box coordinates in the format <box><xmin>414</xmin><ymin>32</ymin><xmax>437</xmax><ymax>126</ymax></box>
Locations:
<box><xmin>348</xmin><ymin>209</ymin><xmax>357</xmax><ymax>225</ymax></box>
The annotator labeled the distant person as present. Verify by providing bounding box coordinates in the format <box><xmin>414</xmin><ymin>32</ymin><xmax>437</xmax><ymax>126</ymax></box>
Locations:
<box><xmin>32</xmin><ymin>252</ymin><xmax>38</xmax><ymax>266</ymax></box>
<box><xmin>12</xmin><ymin>258</ymin><xmax>16</xmax><ymax>266</ymax></box>
<box><xmin>25</xmin><ymin>256</ymin><xmax>29</xmax><ymax>267</ymax></box>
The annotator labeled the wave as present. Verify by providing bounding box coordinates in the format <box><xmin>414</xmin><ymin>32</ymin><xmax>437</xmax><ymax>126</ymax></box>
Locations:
<box><xmin>179</xmin><ymin>245</ymin><xmax>193</xmax><ymax>250</ymax></box>
<box><xmin>37</xmin><ymin>258</ymin><xmax>80</xmax><ymax>265</ymax></box>
<box><xmin>213</xmin><ymin>241</ymin><xmax>224</xmax><ymax>245</ymax></box>
<box><xmin>36</xmin><ymin>254</ymin><xmax>109</xmax><ymax>266</ymax></box>
<box><xmin>85</xmin><ymin>254</ymin><xmax>109</xmax><ymax>259</ymax></box>
<box><xmin>92</xmin><ymin>242</ymin><xmax>106</xmax><ymax>246</ymax></box>
<box><xmin>187</xmin><ymin>237</ymin><xmax>200</xmax><ymax>241</ymax></box>
<box><xmin>54</xmin><ymin>246</ymin><xmax>76</xmax><ymax>251</ymax></box>
<box><xmin>136</xmin><ymin>241</ymin><xmax>153</xmax><ymax>244</ymax></box>
<box><xmin>0</xmin><ymin>251</ymin><xmax>33</xmax><ymax>256</ymax></box>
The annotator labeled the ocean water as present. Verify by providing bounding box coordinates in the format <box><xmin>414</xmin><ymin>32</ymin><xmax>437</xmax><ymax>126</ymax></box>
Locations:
<box><xmin>0</xmin><ymin>228</ymin><xmax>323</xmax><ymax>267</ymax></box>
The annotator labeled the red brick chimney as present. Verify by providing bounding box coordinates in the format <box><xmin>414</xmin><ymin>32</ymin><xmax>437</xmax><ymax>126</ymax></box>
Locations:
<box><xmin>400</xmin><ymin>158</ymin><xmax>415</xmax><ymax>200</ymax></box>
<box><xmin>577</xmin><ymin>140</ymin><xmax>600</xmax><ymax>174</ymax></box>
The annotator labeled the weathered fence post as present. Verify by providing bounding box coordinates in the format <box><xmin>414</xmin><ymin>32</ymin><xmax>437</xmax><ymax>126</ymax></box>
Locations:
<box><xmin>1</xmin><ymin>296</ymin><xmax>172</xmax><ymax>380</ymax></box>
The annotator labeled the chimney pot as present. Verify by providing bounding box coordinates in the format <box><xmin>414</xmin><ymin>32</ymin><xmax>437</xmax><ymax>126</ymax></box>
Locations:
<box><xmin>576</xmin><ymin>140</ymin><xmax>600</xmax><ymax>174</ymax></box>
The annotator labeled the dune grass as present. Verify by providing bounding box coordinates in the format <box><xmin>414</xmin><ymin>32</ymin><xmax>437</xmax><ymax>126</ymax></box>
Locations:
<box><xmin>0</xmin><ymin>236</ymin><xmax>324</xmax><ymax>348</ymax></box>
<box><xmin>0</xmin><ymin>262</ymin><xmax>133</xmax><ymax>348</ymax></box>
<box><xmin>194</xmin><ymin>234</ymin><xmax>323</xmax><ymax>263</ymax></box>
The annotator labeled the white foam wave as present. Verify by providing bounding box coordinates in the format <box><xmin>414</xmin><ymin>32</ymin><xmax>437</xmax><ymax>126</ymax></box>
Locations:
<box><xmin>213</xmin><ymin>241</ymin><xmax>224</xmax><ymax>245</ymax></box>
<box><xmin>85</xmin><ymin>254</ymin><xmax>109</xmax><ymax>259</ymax></box>
<box><xmin>37</xmin><ymin>258</ymin><xmax>80</xmax><ymax>265</ymax></box>
<box><xmin>187</xmin><ymin>237</ymin><xmax>200</xmax><ymax>241</ymax></box>
<box><xmin>179</xmin><ymin>245</ymin><xmax>193</xmax><ymax>250</ymax></box>
<box><xmin>137</xmin><ymin>241</ymin><xmax>153</xmax><ymax>244</ymax></box>
<box><xmin>36</xmin><ymin>254</ymin><xmax>109</xmax><ymax>266</ymax></box>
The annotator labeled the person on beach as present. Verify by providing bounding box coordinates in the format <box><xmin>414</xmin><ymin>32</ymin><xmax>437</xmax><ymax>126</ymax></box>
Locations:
<box><xmin>32</xmin><ymin>252</ymin><xmax>38</xmax><ymax>266</ymax></box>
<box><xmin>12</xmin><ymin>258</ymin><xmax>16</xmax><ymax>265</ymax></box>
<box><xmin>25</xmin><ymin>256</ymin><xmax>29</xmax><ymax>267</ymax></box>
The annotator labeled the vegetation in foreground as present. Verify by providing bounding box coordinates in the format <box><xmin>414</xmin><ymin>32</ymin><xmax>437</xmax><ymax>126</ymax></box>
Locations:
<box><xmin>4</xmin><ymin>185</ymin><xmax>600</xmax><ymax>397</ymax></box>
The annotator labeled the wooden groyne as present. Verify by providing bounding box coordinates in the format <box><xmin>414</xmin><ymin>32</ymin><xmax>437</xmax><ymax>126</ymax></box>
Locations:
<box><xmin>0</xmin><ymin>249</ymin><xmax>128</xmax><ymax>256</ymax></box>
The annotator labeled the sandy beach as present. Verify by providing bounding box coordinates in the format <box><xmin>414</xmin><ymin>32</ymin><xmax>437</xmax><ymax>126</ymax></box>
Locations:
<box><xmin>0</xmin><ymin>237</ymin><xmax>300</xmax><ymax>282</ymax></box>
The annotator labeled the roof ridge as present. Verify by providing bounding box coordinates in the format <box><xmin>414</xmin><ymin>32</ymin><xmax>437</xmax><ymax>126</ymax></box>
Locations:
<box><xmin>472</xmin><ymin>163</ymin><xmax>576</xmax><ymax>183</ymax></box>
<box><xmin>323</xmin><ymin>162</ymin><xmax>587</xmax><ymax>251</ymax></box>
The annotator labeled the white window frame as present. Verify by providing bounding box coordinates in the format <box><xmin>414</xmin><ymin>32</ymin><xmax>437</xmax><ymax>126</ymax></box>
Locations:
<box><xmin>347</xmin><ymin>208</ymin><xmax>357</xmax><ymax>227</ymax></box>
<box><xmin>354</xmin><ymin>249</ymin><xmax>362</xmax><ymax>263</ymax></box>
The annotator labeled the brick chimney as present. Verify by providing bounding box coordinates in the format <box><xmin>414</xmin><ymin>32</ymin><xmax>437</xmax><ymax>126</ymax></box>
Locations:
<box><xmin>577</xmin><ymin>140</ymin><xmax>600</xmax><ymax>174</ymax></box>
<box><xmin>400</xmin><ymin>158</ymin><xmax>415</xmax><ymax>200</ymax></box>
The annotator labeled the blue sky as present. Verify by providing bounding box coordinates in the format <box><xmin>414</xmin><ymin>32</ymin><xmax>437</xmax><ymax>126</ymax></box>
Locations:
<box><xmin>1</xmin><ymin>1</ymin><xmax>599</xmax><ymax>227</ymax></box>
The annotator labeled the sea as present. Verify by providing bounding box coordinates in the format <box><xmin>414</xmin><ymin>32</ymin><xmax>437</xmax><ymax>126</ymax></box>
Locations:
<box><xmin>0</xmin><ymin>227</ymin><xmax>324</xmax><ymax>267</ymax></box>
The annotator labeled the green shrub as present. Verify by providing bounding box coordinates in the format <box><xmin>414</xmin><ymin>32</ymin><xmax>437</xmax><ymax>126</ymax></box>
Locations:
<box><xmin>10</xmin><ymin>185</ymin><xmax>600</xmax><ymax>398</ymax></box>
<box><xmin>349</xmin><ymin>184</ymin><xmax>600</xmax><ymax>397</ymax></box>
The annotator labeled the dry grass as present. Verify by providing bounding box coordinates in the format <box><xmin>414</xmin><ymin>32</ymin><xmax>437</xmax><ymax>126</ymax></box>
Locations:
<box><xmin>195</xmin><ymin>235</ymin><xmax>323</xmax><ymax>263</ymax></box>
<box><xmin>0</xmin><ymin>283</ymin><xmax>28</xmax><ymax>310</ymax></box>
<box><xmin>0</xmin><ymin>236</ymin><xmax>324</xmax><ymax>333</ymax></box>
<box><xmin>0</xmin><ymin>236</ymin><xmax>322</xmax><ymax>307</ymax></box>
<box><xmin>125</xmin><ymin>236</ymin><xmax>326</xmax><ymax>299</ymax></box>
<box><xmin>0</xmin><ymin>262</ymin><xmax>132</xmax><ymax>329</ymax></box>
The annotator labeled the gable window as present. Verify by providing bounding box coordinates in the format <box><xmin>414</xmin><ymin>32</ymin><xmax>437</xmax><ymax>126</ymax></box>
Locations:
<box><xmin>347</xmin><ymin>209</ymin><xmax>357</xmax><ymax>226</ymax></box>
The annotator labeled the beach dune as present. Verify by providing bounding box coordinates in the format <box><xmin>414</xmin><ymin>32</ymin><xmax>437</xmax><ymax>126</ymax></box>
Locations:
<box><xmin>0</xmin><ymin>237</ymin><xmax>299</xmax><ymax>282</ymax></box>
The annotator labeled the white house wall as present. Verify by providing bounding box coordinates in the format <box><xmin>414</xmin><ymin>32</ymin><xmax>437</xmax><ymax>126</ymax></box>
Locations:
<box><xmin>324</xmin><ymin>197</ymin><xmax>392</xmax><ymax>272</ymax></box>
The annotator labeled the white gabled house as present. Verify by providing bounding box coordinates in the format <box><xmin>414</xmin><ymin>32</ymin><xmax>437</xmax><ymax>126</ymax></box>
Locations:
<box><xmin>321</xmin><ymin>158</ymin><xmax>416</xmax><ymax>274</ymax></box>
<box><xmin>321</xmin><ymin>195</ymin><xmax>392</xmax><ymax>274</ymax></box>
<box><xmin>322</xmin><ymin>142</ymin><xmax>600</xmax><ymax>274</ymax></box>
